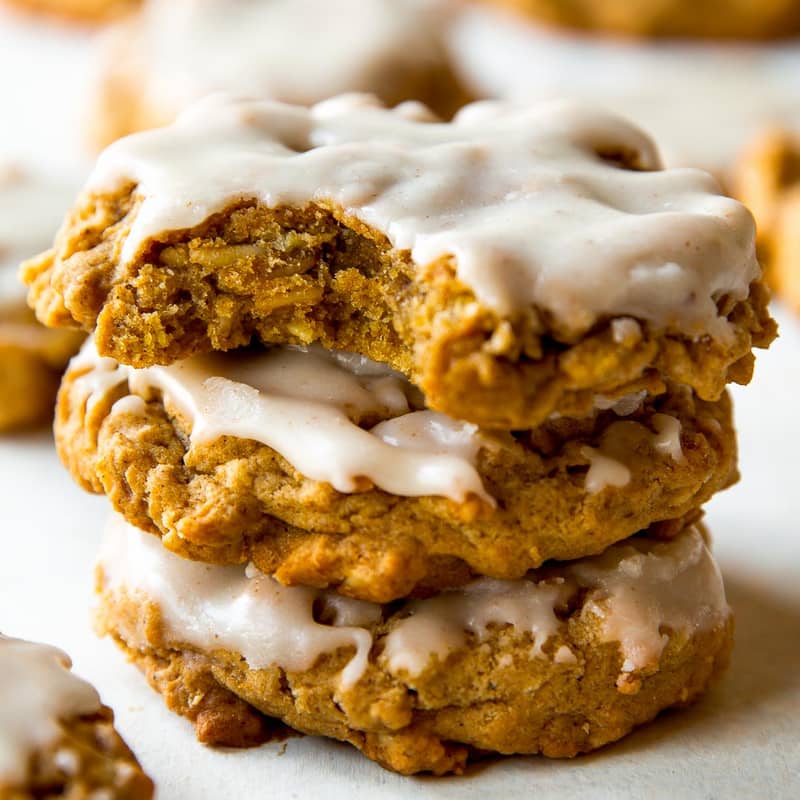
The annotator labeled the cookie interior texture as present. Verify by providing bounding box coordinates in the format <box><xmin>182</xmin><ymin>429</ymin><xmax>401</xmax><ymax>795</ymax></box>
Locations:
<box><xmin>95</xmin><ymin>518</ymin><xmax>733</xmax><ymax>775</ymax></box>
<box><xmin>478</xmin><ymin>0</ymin><xmax>800</xmax><ymax>39</ymax></box>
<box><xmin>23</xmin><ymin>96</ymin><xmax>776</xmax><ymax>429</ymax></box>
<box><xmin>57</xmin><ymin>335</ymin><xmax>736</xmax><ymax>601</ymax></box>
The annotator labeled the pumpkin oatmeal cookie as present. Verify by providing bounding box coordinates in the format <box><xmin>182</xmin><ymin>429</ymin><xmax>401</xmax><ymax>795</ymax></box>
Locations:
<box><xmin>24</xmin><ymin>96</ymin><xmax>775</xmax><ymax>429</ymax></box>
<box><xmin>95</xmin><ymin>515</ymin><xmax>733</xmax><ymax>776</ymax></box>
<box><xmin>57</xmin><ymin>338</ymin><xmax>736</xmax><ymax>602</ymax></box>
<box><xmin>0</xmin><ymin>635</ymin><xmax>153</xmax><ymax>799</ymax></box>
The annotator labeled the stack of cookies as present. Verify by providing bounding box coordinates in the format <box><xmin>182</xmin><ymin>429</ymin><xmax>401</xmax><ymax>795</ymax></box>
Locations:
<box><xmin>23</xmin><ymin>94</ymin><xmax>776</xmax><ymax>775</ymax></box>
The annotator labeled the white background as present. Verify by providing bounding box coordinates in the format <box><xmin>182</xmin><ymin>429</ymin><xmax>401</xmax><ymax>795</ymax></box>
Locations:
<box><xmin>0</xmin><ymin>6</ymin><xmax>797</xmax><ymax>798</ymax></box>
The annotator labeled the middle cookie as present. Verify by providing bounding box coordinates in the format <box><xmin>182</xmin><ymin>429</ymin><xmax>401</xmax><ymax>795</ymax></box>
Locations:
<box><xmin>57</xmin><ymin>340</ymin><xmax>736</xmax><ymax>602</ymax></box>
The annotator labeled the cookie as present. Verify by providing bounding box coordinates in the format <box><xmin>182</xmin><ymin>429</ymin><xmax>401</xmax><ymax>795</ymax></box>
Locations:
<box><xmin>2</xmin><ymin>0</ymin><xmax>139</xmax><ymax>23</ymax></box>
<box><xmin>57</xmin><ymin>338</ymin><xmax>736</xmax><ymax>602</ymax></box>
<box><xmin>92</xmin><ymin>0</ymin><xmax>470</xmax><ymax>147</ymax></box>
<box><xmin>0</xmin><ymin>635</ymin><xmax>153</xmax><ymax>799</ymax></box>
<box><xmin>734</xmin><ymin>129</ymin><xmax>800</xmax><ymax>312</ymax></box>
<box><xmin>95</xmin><ymin>514</ymin><xmax>733</xmax><ymax>775</ymax></box>
<box><xmin>450</xmin><ymin>12</ymin><xmax>800</xmax><ymax>176</ymax></box>
<box><xmin>23</xmin><ymin>95</ymin><xmax>776</xmax><ymax>429</ymax></box>
<box><xmin>476</xmin><ymin>0</ymin><xmax>800</xmax><ymax>39</ymax></box>
<box><xmin>0</xmin><ymin>167</ymin><xmax>83</xmax><ymax>431</ymax></box>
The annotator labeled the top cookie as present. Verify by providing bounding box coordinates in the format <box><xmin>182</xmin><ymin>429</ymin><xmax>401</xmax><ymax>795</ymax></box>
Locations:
<box><xmin>24</xmin><ymin>95</ymin><xmax>776</xmax><ymax>428</ymax></box>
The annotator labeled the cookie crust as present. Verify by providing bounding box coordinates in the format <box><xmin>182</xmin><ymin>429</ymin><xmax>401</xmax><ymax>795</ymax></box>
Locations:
<box><xmin>0</xmin><ymin>635</ymin><xmax>153</xmax><ymax>800</ymax></box>
<box><xmin>25</xmin><ymin>189</ymin><xmax>776</xmax><ymax>429</ymax></box>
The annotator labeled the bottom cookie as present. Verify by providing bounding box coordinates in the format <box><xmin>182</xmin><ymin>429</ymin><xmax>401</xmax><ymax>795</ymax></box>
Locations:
<box><xmin>0</xmin><ymin>635</ymin><xmax>153</xmax><ymax>799</ymax></box>
<box><xmin>95</xmin><ymin>514</ymin><xmax>733</xmax><ymax>776</ymax></box>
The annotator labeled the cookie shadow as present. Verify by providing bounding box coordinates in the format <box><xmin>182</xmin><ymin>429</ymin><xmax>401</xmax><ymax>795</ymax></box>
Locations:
<box><xmin>447</xmin><ymin>571</ymin><xmax>800</xmax><ymax>779</ymax></box>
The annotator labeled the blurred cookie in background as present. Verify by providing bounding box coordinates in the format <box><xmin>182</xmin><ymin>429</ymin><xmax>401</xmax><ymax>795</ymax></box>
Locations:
<box><xmin>735</xmin><ymin>129</ymin><xmax>800</xmax><ymax>313</ymax></box>
<box><xmin>0</xmin><ymin>165</ymin><xmax>83</xmax><ymax>432</ymax></box>
<box><xmin>450</xmin><ymin>6</ymin><xmax>800</xmax><ymax>176</ymax></box>
<box><xmin>2</xmin><ymin>0</ymin><xmax>138</xmax><ymax>24</ymax></box>
<box><xmin>92</xmin><ymin>0</ymin><xmax>471</xmax><ymax>148</ymax></box>
<box><xmin>475</xmin><ymin>0</ymin><xmax>800</xmax><ymax>39</ymax></box>
<box><xmin>0</xmin><ymin>634</ymin><xmax>153</xmax><ymax>799</ymax></box>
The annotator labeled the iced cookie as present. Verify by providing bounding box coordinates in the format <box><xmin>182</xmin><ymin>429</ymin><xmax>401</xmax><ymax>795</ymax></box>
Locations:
<box><xmin>92</xmin><ymin>0</ymin><xmax>469</xmax><ymax>146</ymax></box>
<box><xmin>2</xmin><ymin>0</ymin><xmax>139</xmax><ymax>23</ymax></box>
<box><xmin>24</xmin><ymin>95</ymin><xmax>776</xmax><ymax>429</ymax></box>
<box><xmin>475</xmin><ymin>0</ymin><xmax>800</xmax><ymax>39</ymax></box>
<box><xmin>95</xmin><ymin>514</ymin><xmax>733</xmax><ymax>775</ymax></box>
<box><xmin>56</xmin><ymin>338</ymin><xmax>736</xmax><ymax>602</ymax></box>
<box><xmin>0</xmin><ymin>635</ymin><xmax>153</xmax><ymax>799</ymax></box>
<box><xmin>734</xmin><ymin>129</ymin><xmax>800</xmax><ymax>312</ymax></box>
<box><xmin>0</xmin><ymin>167</ymin><xmax>83</xmax><ymax>431</ymax></box>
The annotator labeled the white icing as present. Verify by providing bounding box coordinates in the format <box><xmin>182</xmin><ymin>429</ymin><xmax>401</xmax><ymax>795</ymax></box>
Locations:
<box><xmin>581</xmin><ymin>446</ymin><xmax>631</xmax><ymax>494</ymax></box>
<box><xmin>101</xmin><ymin>514</ymin><xmax>728</xmax><ymax>684</ymax></box>
<box><xmin>111</xmin><ymin>0</ymin><xmax>453</xmax><ymax>118</ymax></box>
<box><xmin>554</xmin><ymin>645</ymin><xmax>577</xmax><ymax>665</ymax></box>
<box><xmin>593</xmin><ymin>390</ymin><xmax>647</xmax><ymax>416</ymax></box>
<box><xmin>70</xmin><ymin>338</ymin><xmax>491</xmax><ymax>504</ymax></box>
<box><xmin>567</xmin><ymin>530</ymin><xmax>728</xmax><ymax>672</ymax></box>
<box><xmin>88</xmin><ymin>93</ymin><xmax>759</xmax><ymax>340</ymax></box>
<box><xmin>611</xmin><ymin>317</ymin><xmax>642</xmax><ymax>344</ymax></box>
<box><xmin>0</xmin><ymin>636</ymin><xmax>101</xmax><ymax>783</ymax></box>
<box><xmin>371</xmin><ymin>411</ymin><xmax>485</xmax><ymax>463</ymax></box>
<box><xmin>383</xmin><ymin>577</ymin><xmax>570</xmax><ymax>678</ymax></box>
<box><xmin>581</xmin><ymin>413</ymin><xmax>685</xmax><ymax>493</ymax></box>
<box><xmin>450</xmin><ymin>6</ymin><xmax>800</xmax><ymax>173</ymax></box>
<box><xmin>0</xmin><ymin>166</ymin><xmax>75</xmax><ymax>312</ymax></box>
<box><xmin>100</xmin><ymin>515</ymin><xmax>375</xmax><ymax>689</ymax></box>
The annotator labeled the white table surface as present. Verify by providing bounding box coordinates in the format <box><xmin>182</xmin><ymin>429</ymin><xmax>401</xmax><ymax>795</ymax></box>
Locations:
<box><xmin>0</xmin><ymin>6</ymin><xmax>798</xmax><ymax>798</ymax></box>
